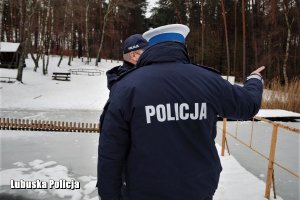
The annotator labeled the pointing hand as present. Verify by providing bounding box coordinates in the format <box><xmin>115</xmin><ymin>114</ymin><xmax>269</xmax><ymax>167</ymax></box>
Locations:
<box><xmin>251</xmin><ymin>66</ymin><xmax>265</xmax><ymax>76</ymax></box>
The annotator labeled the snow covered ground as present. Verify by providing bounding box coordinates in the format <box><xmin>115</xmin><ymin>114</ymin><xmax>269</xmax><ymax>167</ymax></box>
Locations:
<box><xmin>1</xmin><ymin>55</ymin><xmax>297</xmax><ymax>199</ymax></box>
<box><xmin>0</xmin><ymin>56</ymin><xmax>118</xmax><ymax>110</ymax></box>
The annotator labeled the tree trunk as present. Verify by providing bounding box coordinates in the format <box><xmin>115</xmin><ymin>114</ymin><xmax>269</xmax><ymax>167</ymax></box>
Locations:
<box><xmin>242</xmin><ymin>0</ymin><xmax>246</xmax><ymax>80</ymax></box>
<box><xmin>250</xmin><ymin>0</ymin><xmax>258</xmax><ymax>66</ymax></box>
<box><xmin>282</xmin><ymin>1</ymin><xmax>292</xmax><ymax>85</ymax></box>
<box><xmin>31</xmin><ymin>53</ymin><xmax>41</xmax><ymax>71</ymax></box>
<box><xmin>201</xmin><ymin>0</ymin><xmax>205</xmax><ymax>64</ymax></box>
<box><xmin>221</xmin><ymin>0</ymin><xmax>230</xmax><ymax>77</ymax></box>
<box><xmin>45</xmin><ymin>6</ymin><xmax>54</xmax><ymax>74</ymax></box>
<box><xmin>58</xmin><ymin>4</ymin><xmax>67</xmax><ymax>67</ymax></box>
<box><xmin>32</xmin><ymin>7</ymin><xmax>43</xmax><ymax>72</ymax></box>
<box><xmin>85</xmin><ymin>0</ymin><xmax>90</xmax><ymax>64</ymax></box>
<box><xmin>19</xmin><ymin>0</ymin><xmax>24</xmax><ymax>42</ymax></box>
<box><xmin>0</xmin><ymin>0</ymin><xmax>3</xmax><ymax>35</ymax></box>
<box><xmin>233</xmin><ymin>0</ymin><xmax>237</xmax><ymax>76</ymax></box>
<box><xmin>42</xmin><ymin>0</ymin><xmax>50</xmax><ymax>75</ymax></box>
<box><xmin>95</xmin><ymin>0</ymin><xmax>114</xmax><ymax>66</ymax></box>
<box><xmin>17</xmin><ymin>0</ymin><xmax>34</xmax><ymax>82</ymax></box>
<box><xmin>68</xmin><ymin>0</ymin><xmax>74</xmax><ymax>66</ymax></box>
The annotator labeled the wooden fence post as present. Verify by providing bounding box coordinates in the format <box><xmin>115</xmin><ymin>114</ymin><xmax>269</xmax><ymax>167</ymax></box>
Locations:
<box><xmin>78</xmin><ymin>122</ymin><xmax>81</xmax><ymax>132</ymax></box>
<box><xmin>221</xmin><ymin>118</ymin><xmax>227</xmax><ymax>156</ymax></box>
<box><xmin>85</xmin><ymin>123</ymin><xmax>88</xmax><ymax>132</ymax></box>
<box><xmin>41</xmin><ymin>120</ymin><xmax>45</xmax><ymax>131</ymax></box>
<box><xmin>66</xmin><ymin>122</ymin><xmax>69</xmax><ymax>132</ymax></box>
<box><xmin>62</xmin><ymin>121</ymin><xmax>65</xmax><ymax>132</ymax></box>
<box><xmin>265</xmin><ymin>124</ymin><xmax>279</xmax><ymax>199</ymax></box>
<box><xmin>70</xmin><ymin>122</ymin><xmax>74</xmax><ymax>132</ymax></box>
<box><xmin>8</xmin><ymin>118</ymin><xmax>10</xmax><ymax>129</ymax></box>
<box><xmin>53</xmin><ymin>121</ymin><xmax>56</xmax><ymax>131</ymax></box>
<box><xmin>12</xmin><ymin>119</ymin><xmax>16</xmax><ymax>130</ymax></box>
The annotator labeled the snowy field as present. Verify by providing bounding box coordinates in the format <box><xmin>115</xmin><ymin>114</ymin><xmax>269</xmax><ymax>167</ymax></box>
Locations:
<box><xmin>0</xmin><ymin>56</ymin><xmax>119</xmax><ymax>110</ymax></box>
<box><xmin>0</xmin><ymin>55</ymin><xmax>297</xmax><ymax>199</ymax></box>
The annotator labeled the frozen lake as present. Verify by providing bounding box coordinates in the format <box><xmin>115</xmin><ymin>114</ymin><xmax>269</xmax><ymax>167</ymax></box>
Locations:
<box><xmin>216</xmin><ymin>121</ymin><xmax>300</xmax><ymax>200</ymax></box>
<box><xmin>0</xmin><ymin>109</ymin><xmax>101</xmax><ymax>123</ymax></box>
<box><xmin>0</xmin><ymin>131</ymin><xmax>99</xmax><ymax>200</ymax></box>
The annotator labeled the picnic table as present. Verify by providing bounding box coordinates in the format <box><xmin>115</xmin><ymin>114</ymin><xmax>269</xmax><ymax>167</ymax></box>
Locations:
<box><xmin>0</xmin><ymin>77</ymin><xmax>17</xmax><ymax>83</ymax></box>
<box><xmin>52</xmin><ymin>72</ymin><xmax>71</xmax><ymax>81</ymax></box>
<box><xmin>69</xmin><ymin>69</ymin><xmax>104</xmax><ymax>76</ymax></box>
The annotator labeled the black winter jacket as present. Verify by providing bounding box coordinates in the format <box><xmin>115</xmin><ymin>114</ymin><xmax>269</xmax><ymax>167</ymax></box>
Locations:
<box><xmin>98</xmin><ymin>42</ymin><xmax>263</xmax><ymax>200</ymax></box>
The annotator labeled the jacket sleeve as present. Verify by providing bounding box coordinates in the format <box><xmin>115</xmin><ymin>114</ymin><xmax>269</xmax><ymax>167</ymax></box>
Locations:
<box><xmin>213</xmin><ymin>74</ymin><xmax>263</xmax><ymax>120</ymax></box>
<box><xmin>97</xmin><ymin>86</ymin><xmax>131</xmax><ymax>200</ymax></box>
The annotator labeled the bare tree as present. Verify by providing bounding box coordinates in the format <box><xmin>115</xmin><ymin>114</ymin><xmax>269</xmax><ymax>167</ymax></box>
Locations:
<box><xmin>95</xmin><ymin>0</ymin><xmax>116</xmax><ymax>66</ymax></box>
<box><xmin>233</xmin><ymin>0</ymin><xmax>237</xmax><ymax>76</ymax></box>
<box><xmin>42</xmin><ymin>0</ymin><xmax>51</xmax><ymax>75</ymax></box>
<box><xmin>221</xmin><ymin>0</ymin><xmax>230</xmax><ymax>77</ymax></box>
<box><xmin>250</xmin><ymin>0</ymin><xmax>258</xmax><ymax>66</ymax></box>
<box><xmin>0</xmin><ymin>0</ymin><xmax>5</xmax><ymax>41</ymax></box>
<box><xmin>242</xmin><ymin>0</ymin><xmax>246</xmax><ymax>80</ymax></box>
<box><xmin>17</xmin><ymin>0</ymin><xmax>36</xmax><ymax>82</ymax></box>
<box><xmin>45</xmin><ymin>5</ymin><xmax>54</xmax><ymax>73</ymax></box>
<box><xmin>201</xmin><ymin>0</ymin><xmax>205</xmax><ymax>64</ymax></box>
<box><xmin>68</xmin><ymin>0</ymin><xmax>74</xmax><ymax>66</ymax></box>
<box><xmin>32</xmin><ymin>2</ymin><xmax>43</xmax><ymax>72</ymax></box>
<box><xmin>282</xmin><ymin>0</ymin><xmax>293</xmax><ymax>85</ymax></box>
<box><xmin>58</xmin><ymin>6</ymin><xmax>67</xmax><ymax>67</ymax></box>
<box><xmin>85</xmin><ymin>0</ymin><xmax>90</xmax><ymax>64</ymax></box>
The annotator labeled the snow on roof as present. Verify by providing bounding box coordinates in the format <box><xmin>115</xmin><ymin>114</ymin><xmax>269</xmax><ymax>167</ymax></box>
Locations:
<box><xmin>256</xmin><ymin>109</ymin><xmax>300</xmax><ymax>118</ymax></box>
<box><xmin>0</xmin><ymin>42</ymin><xmax>20</xmax><ymax>52</ymax></box>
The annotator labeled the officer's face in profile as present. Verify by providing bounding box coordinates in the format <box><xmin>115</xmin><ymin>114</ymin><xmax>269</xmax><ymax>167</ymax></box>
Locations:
<box><xmin>130</xmin><ymin>49</ymin><xmax>144</xmax><ymax>65</ymax></box>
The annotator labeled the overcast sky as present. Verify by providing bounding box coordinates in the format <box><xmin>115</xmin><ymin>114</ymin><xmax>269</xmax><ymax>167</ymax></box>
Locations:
<box><xmin>146</xmin><ymin>0</ymin><xmax>159</xmax><ymax>18</ymax></box>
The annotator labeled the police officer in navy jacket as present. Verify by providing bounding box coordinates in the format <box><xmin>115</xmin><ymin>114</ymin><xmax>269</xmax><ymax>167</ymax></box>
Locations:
<box><xmin>99</xmin><ymin>34</ymin><xmax>149</xmax><ymax>197</ymax></box>
<box><xmin>98</xmin><ymin>24</ymin><xmax>264</xmax><ymax>200</ymax></box>
<box><xmin>106</xmin><ymin>34</ymin><xmax>149</xmax><ymax>90</ymax></box>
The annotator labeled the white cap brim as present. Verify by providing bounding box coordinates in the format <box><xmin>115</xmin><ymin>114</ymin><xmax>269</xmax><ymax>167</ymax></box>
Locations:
<box><xmin>143</xmin><ymin>24</ymin><xmax>190</xmax><ymax>44</ymax></box>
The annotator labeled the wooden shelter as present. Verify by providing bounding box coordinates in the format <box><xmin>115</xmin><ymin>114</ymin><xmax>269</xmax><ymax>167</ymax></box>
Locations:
<box><xmin>0</xmin><ymin>42</ymin><xmax>21</xmax><ymax>69</ymax></box>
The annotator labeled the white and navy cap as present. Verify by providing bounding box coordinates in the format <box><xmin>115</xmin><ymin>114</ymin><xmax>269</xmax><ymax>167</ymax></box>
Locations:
<box><xmin>142</xmin><ymin>24</ymin><xmax>190</xmax><ymax>45</ymax></box>
<box><xmin>122</xmin><ymin>34</ymin><xmax>149</xmax><ymax>54</ymax></box>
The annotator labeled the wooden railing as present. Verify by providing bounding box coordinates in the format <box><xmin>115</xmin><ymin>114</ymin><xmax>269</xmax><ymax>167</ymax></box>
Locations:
<box><xmin>0</xmin><ymin>118</ymin><xmax>99</xmax><ymax>133</ymax></box>
<box><xmin>220</xmin><ymin>117</ymin><xmax>300</xmax><ymax>200</ymax></box>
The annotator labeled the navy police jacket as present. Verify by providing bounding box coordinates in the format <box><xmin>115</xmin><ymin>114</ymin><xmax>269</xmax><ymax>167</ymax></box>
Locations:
<box><xmin>98</xmin><ymin>42</ymin><xmax>263</xmax><ymax>200</ymax></box>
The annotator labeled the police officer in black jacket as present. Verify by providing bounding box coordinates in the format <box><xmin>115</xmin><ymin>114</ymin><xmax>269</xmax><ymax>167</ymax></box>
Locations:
<box><xmin>106</xmin><ymin>34</ymin><xmax>149</xmax><ymax>90</ymax></box>
<box><xmin>98</xmin><ymin>24</ymin><xmax>264</xmax><ymax>200</ymax></box>
<box><xmin>99</xmin><ymin>34</ymin><xmax>148</xmax><ymax>198</ymax></box>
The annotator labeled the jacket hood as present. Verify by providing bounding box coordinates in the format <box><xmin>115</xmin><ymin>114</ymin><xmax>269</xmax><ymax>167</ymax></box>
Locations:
<box><xmin>136</xmin><ymin>41</ymin><xmax>190</xmax><ymax>67</ymax></box>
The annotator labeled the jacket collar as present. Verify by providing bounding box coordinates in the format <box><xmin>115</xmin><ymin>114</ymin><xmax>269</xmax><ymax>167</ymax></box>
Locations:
<box><xmin>136</xmin><ymin>41</ymin><xmax>190</xmax><ymax>67</ymax></box>
<box><xmin>106</xmin><ymin>61</ymin><xmax>135</xmax><ymax>90</ymax></box>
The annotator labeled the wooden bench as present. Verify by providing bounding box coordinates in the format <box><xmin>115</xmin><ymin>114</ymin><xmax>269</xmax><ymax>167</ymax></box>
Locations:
<box><xmin>52</xmin><ymin>72</ymin><xmax>71</xmax><ymax>81</ymax></box>
<box><xmin>0</xmin><ymin>77</ymin><xmax>17</xmax><ymax>83</ymax></box>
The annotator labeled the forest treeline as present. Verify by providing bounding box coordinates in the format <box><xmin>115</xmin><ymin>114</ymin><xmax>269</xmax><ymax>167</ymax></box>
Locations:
<box><xmin>0</xmin><ymin>0</ymin><xmax>299</xmax><ymax>83</ymax></box>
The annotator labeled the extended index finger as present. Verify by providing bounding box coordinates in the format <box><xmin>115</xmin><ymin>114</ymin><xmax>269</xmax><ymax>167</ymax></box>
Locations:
<box><xmin>253</xmin><ymin>66</ymin><xmax>265</xmax><ymax>74</ymax></box>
